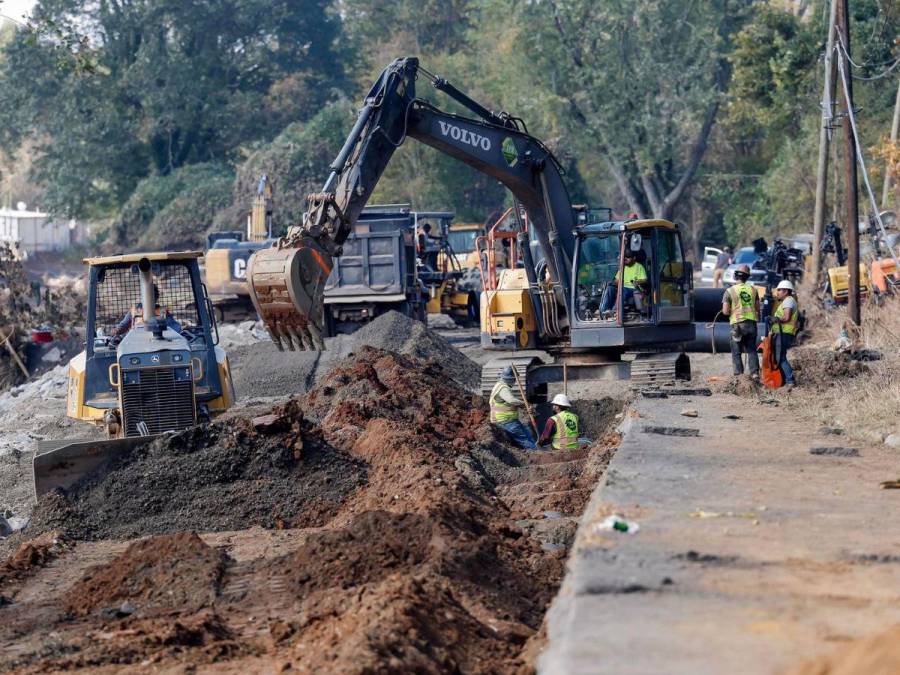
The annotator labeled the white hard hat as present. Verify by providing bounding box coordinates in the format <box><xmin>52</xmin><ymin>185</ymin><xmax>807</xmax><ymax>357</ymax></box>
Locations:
<box><xmin>776</xmin><ymin>280</ymin><xmax>795</xmax><ymax>291</ymax></box>
<box><xmin>552</xmin><ymin>393</ymin><xmax>572</xmax><ymax>408</ymax></box>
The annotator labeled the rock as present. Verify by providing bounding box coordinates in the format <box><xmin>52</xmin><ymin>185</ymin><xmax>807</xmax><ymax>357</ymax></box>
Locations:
<box><xmin>426</xmin><ymin>313</ymin><xmax>458</xmax><ymax>330</ymax></box>
<box><xmin>239</xmin><ymin>320</ymin><xmax>257</xmax><ymax>332</ymax></box>
<box><xmin>41</xmin><ymin>346</ymin><xmax>62</xmax><ymax>364</ymax></box>
<box><xmin>810</xmin><ymin>446</ymin><xmax>860</xmax><ymax>457</ymax></box>
<box><xmin>884</xmin><ymin>434</ymin><xmax>900</xmax><ymax>449</ymax></box>
<box><xmin>680</xmin><ymin>409</ymin><xmax>699</xmax><ymax>418</ymax></box>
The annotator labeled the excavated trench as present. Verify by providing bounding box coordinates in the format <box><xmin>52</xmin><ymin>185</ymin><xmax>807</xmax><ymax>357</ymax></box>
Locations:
<box><xmin>0</xmin><ymin>344</ymin><xmax>623</xmax><ymax>673</ymax></box>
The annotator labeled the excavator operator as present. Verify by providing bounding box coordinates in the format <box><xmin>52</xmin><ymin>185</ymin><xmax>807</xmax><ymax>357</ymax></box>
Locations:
<box><xmin>599</xmin><ymin>250</ymin><xmax>648</xmax><ymax>317</ymax></box>
<box><xmin>114</xmin><ymin>283</ymin><xmax>182</xmax><ymax>336</ymax></box>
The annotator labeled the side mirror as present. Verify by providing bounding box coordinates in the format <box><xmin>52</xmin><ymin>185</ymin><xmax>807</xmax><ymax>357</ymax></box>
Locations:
<box><xmin>630</xmin><ymin>234</ymin><xmax>642</xmax><ymax>251</ymax></box>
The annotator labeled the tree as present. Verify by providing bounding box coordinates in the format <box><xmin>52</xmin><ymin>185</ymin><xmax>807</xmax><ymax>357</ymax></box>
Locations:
<box><xmin>0</xmin><ymin>0</ymin><xmax>346</xmax><ymax>218</ymax></box>
<box><xmin>523</xmin><ymin>0</ymin><xmax>752</xmax><ymax>221</ymax></box>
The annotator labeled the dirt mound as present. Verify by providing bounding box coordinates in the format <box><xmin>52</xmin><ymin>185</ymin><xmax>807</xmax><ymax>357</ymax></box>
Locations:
<box><xmin>66</xmin><ymin>532</ymin><xmax>228</xmax><ymax>617</ymax></box>
<box><xmin>231</xmin><ymin>310</ymin><xmax>481</xmax><ymax>400</ymax></box>
<box><xmin>28</xmin><ymin>400</ymin><xmax>367</xmax><ymax>540</ymax></box>
<box><xmin>792</xmin><ymin>348</ymin><xmax>869</xmax><ymax>383</ymax></box>
<box><xmin>786</xmin><ymin>624</ymin><xmax>900</xmax><ymax>675</ymax></box>
<box><xmin>306</xmin><ymin>346</ymin><xmax>488</xmax><ymax>451</ymax></box>
<box><xmin>5</xmin><ymin>346</ymin><xmax>584</xmax><ymax>673</ymax></box>
<box><xmin>0</xmin><ymin>531</ymin><xmax>69</xmax><ymax>595</ymax></box>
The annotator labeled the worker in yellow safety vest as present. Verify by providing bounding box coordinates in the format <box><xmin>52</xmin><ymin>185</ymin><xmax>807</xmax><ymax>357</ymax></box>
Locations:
<box><xmin>599</xmin><ymin>249</ymin><xmax>648</xmax><ymax>317</ymax></box>
<box><xmin>771</xmin><ymin>279</ymin><xmax>799</xmax><ymax>388</ymax></box>
<box><xmin>489</xmin><ymin>366</ymin><xmax>536</xmax><ymax>449</ymax></box>
<box><xmin>538</xmin><ymin>394</ymin><xmax>580</xmax><ymax>449</ymax></box>
<box><xmin>721</xmin><ymin>264</ymin><xmax>760</xmax><ymax>379</ymax></box>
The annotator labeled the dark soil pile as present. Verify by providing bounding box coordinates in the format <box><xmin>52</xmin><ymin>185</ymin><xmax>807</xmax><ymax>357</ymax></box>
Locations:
<box><xmin>28</xmin><ymin>399</ymin><xmax>367</xmax><ymax>540</ymax></box>
<box><xmin>65</xmin><ymin>533</ymin><xmax>229</xmax><ymax>617</ymax></box>
<box><xmin>231</xmin><ymin>310</ymin><xmax>482</xmax><ymax>400</ymax></box>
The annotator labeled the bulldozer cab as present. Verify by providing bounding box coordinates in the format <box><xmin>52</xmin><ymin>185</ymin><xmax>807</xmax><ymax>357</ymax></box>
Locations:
<box><xmin>74</xmin><ymin>251</ymin><xmax>229</xmax><ymax>430</ymax></box>
<box><xmin>570</xmin><ymin>219</ymin><xmax>694</xmax><ymax>348</ymax></box>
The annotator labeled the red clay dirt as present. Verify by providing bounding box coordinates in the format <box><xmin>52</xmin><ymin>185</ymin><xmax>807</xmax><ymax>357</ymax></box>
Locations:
<box><xmin>0</xmin><ymin>346</ymin><xmax>614</xmax><ymax>673</ymax></box>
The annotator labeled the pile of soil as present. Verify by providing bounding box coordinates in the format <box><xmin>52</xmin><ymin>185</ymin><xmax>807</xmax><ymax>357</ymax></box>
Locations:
<box><xmin>231</xmin><ymin>310</ymin><xmax>481</xmax><ymax>400</ymax></box>
<box><xmin>5</xmin><ymin>345</ymin><xmax>568</xmax><ymax>673</ymax></box>
<box><xmin>0</xmin><ymin>531</ymin><xmax>68</xmax><ymax>595</ymax></box>
<box><xmin>791</xmin><ymin>348</ymin><xmax>869</xmax><ymax>383</ymax></box>
<box><xmin>27</xmin><ymin>399</ymin><xmax>367</xmax><ymax>540</ymax></box>
<box><xmin>65</xmin><ymin>532</ymin><xmax>228</xmax><ymax>617</ymax></box>
<box><xmin>786</xmin><ymin>624</ymin><xmax>900</xmax><ymax>675</ymax></box>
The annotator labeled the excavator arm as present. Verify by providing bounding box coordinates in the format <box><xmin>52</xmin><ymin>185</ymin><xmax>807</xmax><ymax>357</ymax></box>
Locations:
<box><xmin>248</xmin><ymin>56</ymin><xmax>577</xmax><ymax>350</ymax></box>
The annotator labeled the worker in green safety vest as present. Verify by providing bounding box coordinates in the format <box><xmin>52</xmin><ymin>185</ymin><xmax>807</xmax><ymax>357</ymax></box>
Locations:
<box><xmin>599</xmin><ymin>249</ymin><xmax>648</xmax><ymax>316</ymax></box>
<box><xmin>771</xmin><ymin>279</ymin><xmax>799</xmax><ymax>388</ymax></box>
<box><xmin>722</xmin><ymin>264</ymin><xmax>760</xmax><ymax>379</ymax></box>
<box><xmin>490</xmin><ymin>366</ymin><xmax>536</xmax><ymax>449</ymax></box>
<box><xmin>538</xmin><ymin>394</ymin><xmax>580</xmax><ymax>449</ymax></box>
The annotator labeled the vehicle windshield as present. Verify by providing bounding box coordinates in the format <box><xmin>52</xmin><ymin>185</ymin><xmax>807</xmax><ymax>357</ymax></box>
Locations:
<box><xmin>93</xmin><ymin>261</ymin><xmax>201</xmax><ymax>341</ymax></box>
<box><xmin>734</xmin><ymin>249</ymin><xmax>758</xmax><ymax>264</ymax></box>
<box><xmin>447</xmin><ymin>229</ymin><xmax>479</xmax><ymax>254</ymax></box>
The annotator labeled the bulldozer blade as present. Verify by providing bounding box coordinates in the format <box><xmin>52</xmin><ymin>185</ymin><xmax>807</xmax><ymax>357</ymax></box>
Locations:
<box><xmin>32</xmin><ymin>436</ymin><xmax>158</xmax><ymax>500</ymax></box>
<box><xmin>247</xmin><ymin>239</ymin><xmax>332</xmax><ymax>352</ymax></box>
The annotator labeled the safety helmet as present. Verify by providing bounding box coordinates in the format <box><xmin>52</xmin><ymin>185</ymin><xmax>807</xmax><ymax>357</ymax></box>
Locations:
<box><xmin>551</xmin><ymin>393</ymin><xmax>572</xmax><ymax>408</ymax></box>
<box><xmin>501</xmin><ymin>366</ymin><xmax>516</xmax><ymax>383</ymax></box>
<box><xmin>734</xmin><ymin>263</ymin><xmax>751</xmax><ymax>280</ymax></box>
<box><xmin>776</xmin><ymin>279</ymin><xmax>794</xmax><ymax>292</ymax></box>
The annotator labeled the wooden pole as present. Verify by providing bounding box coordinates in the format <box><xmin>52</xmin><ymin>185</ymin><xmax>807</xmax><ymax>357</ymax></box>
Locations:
<box><xmin>812</xmin><ymin>0</ymin><xmax>839</xmax><ymax>283</ymax></box>
<box><xmin>837</xmin><ymin>0</ymin><xmax>861</xmax><ymax>326</ymax></box>
<box><xmin>511</xmin><ymin>366</ymin><xmax>539</xmax><ymax>439</ymax></box>
<box><xmin>882</xmin><ymin>79</ymin><xmax>900</xmax><ymax>209</ymax></box>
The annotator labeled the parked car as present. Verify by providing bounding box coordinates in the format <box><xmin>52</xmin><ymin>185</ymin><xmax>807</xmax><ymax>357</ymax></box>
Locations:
<box><xmin>701</xmin><ymin>246</ymin><xmax>723</xmax><ymax>283</ymax></box>
<box><xmin>722</xmin><ymin>247</ymin><xmax>763</xmax><ymax>286</ymax></box>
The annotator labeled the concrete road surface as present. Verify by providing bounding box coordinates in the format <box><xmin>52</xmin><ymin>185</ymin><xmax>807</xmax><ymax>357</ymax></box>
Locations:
<box><xmin>540</xmin><ymin>387</ymin><xmax>900</xmax><ymax>674</ymax></box>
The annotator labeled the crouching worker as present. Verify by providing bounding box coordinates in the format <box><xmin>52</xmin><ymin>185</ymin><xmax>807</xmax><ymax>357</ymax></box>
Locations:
<box><xmin>490</xmin><ymin>366</ymin><xmax>536</xmax><ymax>450</ymax></box>
<box><xmin>539</xmin><ymin>394</ymin><xmax>580</xmax><ymax>449</ymax></box>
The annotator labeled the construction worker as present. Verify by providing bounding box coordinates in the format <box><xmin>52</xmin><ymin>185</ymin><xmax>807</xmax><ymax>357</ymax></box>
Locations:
<box><xmin>538</xmin><ymin>394</ymin><xmax>580</xmax><ymax>449</ymax></box>
<box><xmin>600</xmin><ymin>249</ymin><xmax>648</xmax><ymax>316</ymax></box>
<box><xmin>712</xmin><ymin>246</ymin><xmax>732</xmax><ymax>288</ymax></box>
<box><xmin>771</xmin><ymin>279</ymin><xmax>799</xmax><ymax>388</ymax></box>
<box><xmin>490</xmin><ymin>366</ymin><xmax>536</xmax><ymax>450</ymax></box>
<box><xmin>721</xmin><ymin>264</ymin><xmax>760</xmax><ymax>379</ymax></box>
<box><xmin>114</xmin><ymin>284</ymin><xmax>182</xmax><ymax>336</ymax></box>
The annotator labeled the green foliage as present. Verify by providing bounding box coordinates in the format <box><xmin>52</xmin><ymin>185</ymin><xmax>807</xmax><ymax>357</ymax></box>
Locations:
<box><xmin>116</xmin><ymin>163</ymin><xmax>234</xmax><ymax>250</ymax></box>
<box><xmin>0</xmin><ymin>0</ymin><xmax>345</xmax><ymax>219</ymax></box>
<box><xmin>227</xmin><ymin>102</ymin><xmax>354</xmax><ymax>232</ymax></box>
<box><xmin>728</xmin><ymin>6</ymin><xmax>819</xmax><ymax>139</ymax></box>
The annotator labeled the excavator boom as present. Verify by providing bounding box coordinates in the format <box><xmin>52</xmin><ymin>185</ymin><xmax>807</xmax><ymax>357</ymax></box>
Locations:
<box><xmin>248</xmin><ymin>57</ymin><xmax>577</xmax><ymax>350</ymax></box>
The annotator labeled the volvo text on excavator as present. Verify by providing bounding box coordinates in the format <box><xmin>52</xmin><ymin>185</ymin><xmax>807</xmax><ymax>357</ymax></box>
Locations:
<box><xmin>247</xmin><ymin>57</ymin><xmax>695</xmax><ymax>393</ymax></box>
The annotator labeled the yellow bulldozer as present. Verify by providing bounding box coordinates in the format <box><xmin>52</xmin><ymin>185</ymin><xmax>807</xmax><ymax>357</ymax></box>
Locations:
<box><xmin>33</xmin><ymin>251</ymin><xmax>235</xmax><ymax>497</ymax></box>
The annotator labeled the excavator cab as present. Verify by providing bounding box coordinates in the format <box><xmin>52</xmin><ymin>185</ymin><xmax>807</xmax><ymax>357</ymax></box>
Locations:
<box><xmin>33</xmin><ymin>252</ymin><xmax>235</xmax><ymax>497</ymax></box>
<box><xmin>572</xmin><ymin>219</ymin><xmax>693</xmax><ymax>339</ymax></box>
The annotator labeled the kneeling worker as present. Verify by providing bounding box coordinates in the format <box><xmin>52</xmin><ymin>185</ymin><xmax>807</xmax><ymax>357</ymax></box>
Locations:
<box><xmin>538</xmin><ymin>394</ymin><xmax>580</xmax><ymax>449</ymax></box>
<box><xmin>490</xmin><ymin>366</ymin><xmax>536</xmax><ymax>450</ymax></box>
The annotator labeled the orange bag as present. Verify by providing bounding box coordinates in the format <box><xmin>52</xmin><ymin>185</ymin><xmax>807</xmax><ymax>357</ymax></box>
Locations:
<box><xmin>760</xmin><ymin>333</ymin><xmax>784</xmax><ymax>389</ymax></box>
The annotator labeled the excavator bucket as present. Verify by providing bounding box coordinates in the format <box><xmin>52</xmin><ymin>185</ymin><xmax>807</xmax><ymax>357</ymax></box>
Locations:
<box><xmin>32</xmin><ymin>436</ymin><xmax>158</xmax><ymax>499</ymax></box>
<box><xmin>247</xmin><ymin>237</ymin><xmax>332</xmax><ymax>351</ymax></box>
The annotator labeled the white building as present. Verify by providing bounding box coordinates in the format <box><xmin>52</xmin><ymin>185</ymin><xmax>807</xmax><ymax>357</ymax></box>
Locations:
<box><xmin>0</xmin><ymin>205</ymin><xmax>74</xmax><ymax>254</ymax></box>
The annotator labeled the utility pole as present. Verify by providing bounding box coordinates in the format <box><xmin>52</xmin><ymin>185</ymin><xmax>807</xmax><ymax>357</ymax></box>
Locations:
<box><xmin>812</xmin><ymin>0</ymin><xmax>839</xmax><ymax>283</ymax></box>
<box><xmin>837</xmin><ymin>0</ymin><xmax>860</xmax><ymax>325</ymax></box>
<box><xmin>881</xmin><ymin>79</ymin><xmax>900</xmax><ymax>209</ymax></box>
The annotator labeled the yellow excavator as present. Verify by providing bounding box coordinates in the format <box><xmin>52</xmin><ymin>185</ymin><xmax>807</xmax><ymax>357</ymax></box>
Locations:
<box><xmin>33</xmin><ymin>252</ymin><xmax>235</xmax><ymax>497</ymax></box>
<box><xmin>247</xmin><ymin>58</ymin><xmax>694</xmax><ymax>393</ymax></box>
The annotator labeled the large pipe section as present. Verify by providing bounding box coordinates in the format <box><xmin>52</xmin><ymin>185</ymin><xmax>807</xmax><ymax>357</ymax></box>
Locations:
<box><xmin>685</xmin><ymin>321</ymin><xmax>765</xmax><ymax>353</ymax></box>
